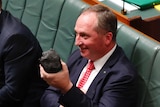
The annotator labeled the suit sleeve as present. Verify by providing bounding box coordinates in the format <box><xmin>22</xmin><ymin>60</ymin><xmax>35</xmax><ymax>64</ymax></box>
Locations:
<box><xmin>59</xmin><ymin>85</ymin><xmax>93</xmax><ymax>107</ymax></box>
<box><xmin>59</xmin><ymin>73</ymin><xmax>137</xmax><ymax>107</ymax></box>
<box><xmin>58</xmin><ymin>58</ymin><xmax>137</xmax><ymax>107</ymax></box>
<box><xmin>40</xmin><ymin>86</ymin><xmax>61</xmax><ymax>107</ymax></box>
<box><xmin>0</xmin><ymin>34</ymin><xmax>41</xmax><ymax>106</ymax></box>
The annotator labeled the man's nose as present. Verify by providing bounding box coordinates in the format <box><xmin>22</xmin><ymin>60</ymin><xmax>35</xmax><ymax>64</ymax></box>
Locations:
<box><xmin>75</xmin><ymin>36</ymin><xmax>82</xmax><ymax>46</ymax></box>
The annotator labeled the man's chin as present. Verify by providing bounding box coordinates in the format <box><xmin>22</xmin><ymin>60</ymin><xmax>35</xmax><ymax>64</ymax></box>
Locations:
<box><xmin>80</xmin><ymin>50</ymin><xmax>88</xmax><ymax>58</ymax></box>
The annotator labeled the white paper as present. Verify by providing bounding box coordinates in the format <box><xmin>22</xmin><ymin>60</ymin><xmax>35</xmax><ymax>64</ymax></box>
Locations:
<box><xmin>107</xmin><ymin>0</ymin><xmax>139</xmax><ymax>12</ymax></box>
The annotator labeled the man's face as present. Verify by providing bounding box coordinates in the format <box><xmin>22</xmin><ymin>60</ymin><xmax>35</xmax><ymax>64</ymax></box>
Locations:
<box><xmin>74</xmin><ymin>12</ymin><xmax>108</xmax><ymax>61</ymax></box>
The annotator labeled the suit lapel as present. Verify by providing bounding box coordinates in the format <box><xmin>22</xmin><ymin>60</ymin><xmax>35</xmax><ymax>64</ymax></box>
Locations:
<box><xmin>86</xmin><ymin>66</ymin><xmax>110</xmax><ymax>98</ymax></box>
<box><xmin>70</xmin><ymin>58</ymin><xmax>88</xmax><ymax>85</ymax></box>
<box><xmin>86</xmin><ymin>46</ymin><xmax>121</xmax><ymax>98</ymax></box>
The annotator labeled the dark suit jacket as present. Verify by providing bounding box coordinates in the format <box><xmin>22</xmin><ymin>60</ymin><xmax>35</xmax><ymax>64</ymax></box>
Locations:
<box><xmin>41</xmin><ymin>46</ymin><xmax>137</xmax><ymax>107</ymax></box>
<box><xmin>0</xmin><ymin>10</ymin><xmax>48</xmax><ymax>107</ymax></box>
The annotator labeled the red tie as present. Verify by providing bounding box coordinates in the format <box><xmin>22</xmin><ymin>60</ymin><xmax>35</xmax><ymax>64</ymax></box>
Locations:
<box><xmin>78</xmin><ymin>61</ymin><xmax>95</xmax><ymax>89</ymax></box>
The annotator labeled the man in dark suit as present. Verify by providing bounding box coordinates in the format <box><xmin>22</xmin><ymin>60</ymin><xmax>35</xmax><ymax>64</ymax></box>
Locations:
<box><xmin>40</xmin><ymin>4</ymin><xmax>137</xmax><ymax>107</ymax></box>
<box><xmin>0</xmin><ymin>0</ymin><xmax>48</xmax><ymax>107</ymax></box>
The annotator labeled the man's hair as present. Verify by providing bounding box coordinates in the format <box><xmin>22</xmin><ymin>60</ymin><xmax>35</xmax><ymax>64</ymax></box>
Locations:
<box><xmin>82</xmin><ymin>4</ymin><xmax>117</xmax><ymax>41</ymax></box>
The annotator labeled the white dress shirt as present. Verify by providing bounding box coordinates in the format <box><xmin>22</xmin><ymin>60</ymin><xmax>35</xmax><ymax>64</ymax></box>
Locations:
<box><xmin>76</xmin><ymin>44</ymin><xmax>117</xmax><ymax>93</ymax></box>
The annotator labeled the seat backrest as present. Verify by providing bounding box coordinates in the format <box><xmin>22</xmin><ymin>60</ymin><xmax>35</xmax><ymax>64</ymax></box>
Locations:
<box><xmin>35</xmin><ymin>0</ymin><xmax>65</xmax><ymax>51</ymax></box>
<box><xmin>132</xmin><ymin>35</ymin><xmax>159</xmax><ymax>107</ymax></box>
<box><xmin>2</xmin><ymin>0</ymin><xmax>26</xmax><ymax>18</ymax></box>
<box><xmin>117</xmin><ymin>24</ymin><xmax>160</xmax><ymax>107</ymax></box>
<box><xmin>117</xmin><ymin>24</ymin><xmax>139</xmax><ymax>59</ymax></box>
<box><xmin>144</xmin><ymin>50</ymin><xmax>160</xmax><ymax>107</ymax></box>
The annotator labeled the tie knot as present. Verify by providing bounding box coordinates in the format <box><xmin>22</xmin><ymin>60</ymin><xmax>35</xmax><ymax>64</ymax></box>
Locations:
<box><xmin>88</xmin><ymin>61</ymin><xmax>95</xmax><ymax>70</ymax></box>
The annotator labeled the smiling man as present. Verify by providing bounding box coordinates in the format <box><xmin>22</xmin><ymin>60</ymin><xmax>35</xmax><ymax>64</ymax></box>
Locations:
<box><xmin>40</xmin><ymin>4</ymin><xmax>137</xmax><ymax>107</ymax></box>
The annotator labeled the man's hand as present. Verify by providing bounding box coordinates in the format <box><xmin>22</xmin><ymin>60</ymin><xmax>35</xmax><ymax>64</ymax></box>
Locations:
<box><xmin>40</xmin><ymin>61</ymin><xmax>73</xmax><ymax>93</ymax></box>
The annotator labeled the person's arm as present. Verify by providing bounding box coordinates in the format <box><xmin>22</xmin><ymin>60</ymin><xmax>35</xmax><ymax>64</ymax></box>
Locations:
<box><xmin>40</xmin><ymin>61</ymin><xmax>94</xmax><ymax>107</ymax></box>
<box><xmin>0</xmin><ymin>34</ymin><xmax>41</xmax><ymax>106</ymax></box>
<box><xmin>40</xmin><ymin>62</ymin><xmax>137</xmax><ymax>107</ymax></box>
<box><xmin>40</xmin><ymin>86</ymin><xmax>62</xmax><ymax>107</ymax></box>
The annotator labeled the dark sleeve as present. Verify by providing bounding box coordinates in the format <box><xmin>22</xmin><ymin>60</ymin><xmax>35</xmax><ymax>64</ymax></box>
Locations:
<box><xmin>0</xmin><ymin>33</ymin><xmax>42</xmax><ymax>106</ymax></box>
<box><xmin>59</xmin><ymin>74</ymin><xmax>137</xmax><ymax>107</ymax></box>
<box><xmin>59</xmin><ymin>85</ymin><xmax>93</xmax><ymax>107</ymax></box>
<box><xmin>40</xmin><ymin>86</ymin><xmax>61</xmax><ymax>107</ymax></box>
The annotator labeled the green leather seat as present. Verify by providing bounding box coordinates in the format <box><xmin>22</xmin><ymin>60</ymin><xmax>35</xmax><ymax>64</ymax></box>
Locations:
<box><xmin>144</xmin><ymin>50</ymin><xmax>160</xmax><ymax>107</ymax></box>
<box><xmin>132</xmin><ymin>35</ymin><xmax>159</xmax><ymax>107</ymax></box>
<box><xmin>117</xmin><ymin>24</ymin><xmax>160</xmax><ymax>107</ymax></box>
<box><xmin>2</xmin><ymin>0</ymin><xmax>25</xmax><ymax>18</ymax></box>
<box><xmin>117</xmin><ymin>24</ymin><xmax>139</xmax><ymax>59</ymax></box>
<box><xmin>35</xmin><ymin>0</ymin><xmax>65</xmax><ymax>51</ymax></box>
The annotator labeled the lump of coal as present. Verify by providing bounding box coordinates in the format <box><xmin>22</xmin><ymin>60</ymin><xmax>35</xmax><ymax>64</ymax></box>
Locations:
<box><xmin>39</xmin><ymin>49</ymin><xmax>62</xmax><ymax>73</ymax></box>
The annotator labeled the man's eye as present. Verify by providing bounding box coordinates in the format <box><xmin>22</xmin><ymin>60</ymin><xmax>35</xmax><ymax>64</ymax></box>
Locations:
<box><xmin>80</xmin><ymin>34</ymin><xmax>88</xmax><ymax>39</ymax></box>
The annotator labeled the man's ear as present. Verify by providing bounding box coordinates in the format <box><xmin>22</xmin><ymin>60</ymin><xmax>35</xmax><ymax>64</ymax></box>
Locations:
<box><xmin>104</xmin><ymin>32</ymin><xmax>113</xmax><ymax>45</ymax></box>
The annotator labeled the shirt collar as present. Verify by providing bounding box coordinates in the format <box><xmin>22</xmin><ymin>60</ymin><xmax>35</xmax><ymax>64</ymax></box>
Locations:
<box><xmin>93</xmin><ymin>44</ymin><xmax>117</xmax><ymax>71</ymax></box>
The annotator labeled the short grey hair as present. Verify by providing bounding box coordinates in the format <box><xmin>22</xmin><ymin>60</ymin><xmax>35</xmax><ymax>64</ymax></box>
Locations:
<box><xmin>81</xmin><ymin>4</ymin><xmax>117</xmax><ymax>41</ymax></box>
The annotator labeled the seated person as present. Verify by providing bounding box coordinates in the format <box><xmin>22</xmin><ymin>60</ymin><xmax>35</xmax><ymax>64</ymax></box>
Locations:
<box><xmin>0</xmin><ymin>0</ymin><xmax>48</xmax><ymax>107</ymax></box>
<box><xmin>40</xmin><ymin>4</ymin><xmax>137</xmax><ymax>107</ymax></box>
